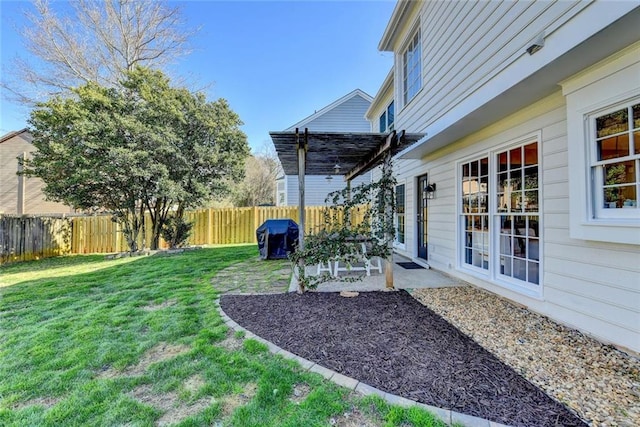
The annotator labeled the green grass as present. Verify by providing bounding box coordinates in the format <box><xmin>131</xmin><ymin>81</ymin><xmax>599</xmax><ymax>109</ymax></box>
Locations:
<box><xmin>0</xmin><ymin>246</ymin><xmax>448</xmax><ymax>426</ymax></box>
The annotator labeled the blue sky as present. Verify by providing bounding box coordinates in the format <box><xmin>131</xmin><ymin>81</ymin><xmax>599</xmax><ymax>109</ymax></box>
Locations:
<box><xmin>0</xmin><ymin>0</ymin><xmax>396</xmax><ymax>152</ymax></box>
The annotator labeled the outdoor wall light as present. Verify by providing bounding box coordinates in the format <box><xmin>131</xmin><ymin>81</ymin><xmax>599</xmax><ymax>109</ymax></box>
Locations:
<box><xmin>333</xmin><ymin>163</ymin><xmax>341</xmax><ymax>174</ymax></box>
<box><xmin>425</xmin><ymin>183</ymin><xmax>436</xmax><ymax>199</ymax></box>
<box><xmin>325</xmin><ymin>175</ymin><xmax>333</xmax><ymax>181</ymax></box>
<box><xmin>526</xmin><ymin>32</ymin><xmax>545</xmax><ymax>55</ymax></box>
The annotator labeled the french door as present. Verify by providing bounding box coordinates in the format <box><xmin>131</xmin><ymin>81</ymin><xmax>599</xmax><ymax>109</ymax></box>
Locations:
<box><xmin>417</xmin><ymin>174</ymin><xmax>428</xmax><ymax>260</ymax></box>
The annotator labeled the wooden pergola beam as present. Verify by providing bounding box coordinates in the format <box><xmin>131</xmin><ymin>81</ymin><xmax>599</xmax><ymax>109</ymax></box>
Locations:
<box><xmin>344</xmin><ymin>130</ymin><xmax>401</xmax><ymax>181</ymax></box>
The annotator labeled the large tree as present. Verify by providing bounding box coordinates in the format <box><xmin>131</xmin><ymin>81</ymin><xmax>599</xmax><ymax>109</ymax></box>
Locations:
<box><xmin>26</xmin><ymin>67</ymin><xmax>249</xmax><ymax>251</ymax></box>
<box><xmin>232</xmin><ymin>144</ymin><xmax>282</xmax><ymax>207</ymax></box>
<box><xmin>3</xmin><ymin>0</ymin><xmax>193</xmax><ymax>104</ymax></box>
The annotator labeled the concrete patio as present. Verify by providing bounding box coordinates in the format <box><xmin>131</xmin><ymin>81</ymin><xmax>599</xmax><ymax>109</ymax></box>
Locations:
<box><xmin>289</xmin><ymin>253</ymin><xmax>464</xmax><ymax>292</ymax></box>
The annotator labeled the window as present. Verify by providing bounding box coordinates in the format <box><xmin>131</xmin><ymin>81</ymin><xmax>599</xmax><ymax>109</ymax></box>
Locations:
<box><xmin>562</xmin><ymin>44</ymin><xmax>639</xmax><ymax>245</ymax></box>
<box><xmin>403</xmin><ymin>28</ymin><xmax>421</xmax><ymax>105</ymax></box>
<box><xmin>459</xmin><ymin>141</ymin><xmax>541</xmax><ymax>293</ymax></box>
<box><xmin>590</xmin><ymin>100</ymin><xmax>639</xmax><ymax>217</ymax></box>
<box><xmin>496</xmin><ymin>142</ymin><xmax>540</xmax><ymax>286</ymax></box>
<box><xmin>379</xmin><ymin>101</ymin><xmax>395</xmax><ymax>132</ymax></box>
<box><xmin>395</xmin><ymin>184</ymin><xmax>405</xmax><ymax>245</ymax></box>
<box><xmin>461</xmin><ymin>157</ymin><xmax>489</xmax><ymax>270</ymax></box>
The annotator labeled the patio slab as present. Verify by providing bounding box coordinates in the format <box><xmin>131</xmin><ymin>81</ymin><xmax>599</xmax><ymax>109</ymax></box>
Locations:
<box><xmin>289</xmin><ymin>253</ymin><xmax>463</xmax><ymax>292</ymax></box>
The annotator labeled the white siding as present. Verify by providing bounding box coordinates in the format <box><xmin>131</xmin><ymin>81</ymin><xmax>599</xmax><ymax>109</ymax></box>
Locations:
<box><xmin>393</xmin><ymin>1</ymin><xmax>633</xmax><ymax>134</ymax></box>
<box><xmin>286</xmin><ymin>173</ymin><xmax>372</xmax><ymax>207</ymax></box>
<box><xmin>282</xmin><ymin>91</ymin><xmax>374</xmax><ymax>206</ymax></box>
<box><xmin>301</xmin><ymin>96</ymin><xmax>372</xmax><ymax>132</ymax></box>
<box><xmin>393</xmin><ymin>91</ymin><xmax>640</xmax><ymax>353</ymax></box>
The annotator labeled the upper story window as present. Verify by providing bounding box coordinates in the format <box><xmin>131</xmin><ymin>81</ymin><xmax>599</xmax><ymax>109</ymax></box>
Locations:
<box><xmin>590</xmin><ymin>100</ymin><xmax>639</xmax><ymax>218</ymax></box>
<box><xmin>403</xmin><ymin>28</ymin><xmax>421</xmax><ymax>105</ymax></box>
<box><xmin>379</xmin><ymin>101</ymin><xmax>395</xmax><ymax>132</ymax></box>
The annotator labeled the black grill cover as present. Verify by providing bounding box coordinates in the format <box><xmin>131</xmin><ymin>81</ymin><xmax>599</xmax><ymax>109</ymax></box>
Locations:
<box><xmin>256</xmin><ymin>219</ymin><xmax>299</xmax><ymax>260</ymax></box>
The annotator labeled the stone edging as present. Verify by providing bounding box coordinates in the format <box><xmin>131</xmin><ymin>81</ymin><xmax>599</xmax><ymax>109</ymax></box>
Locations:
<box><xmin>215</xmin><ymin>299</ymin><xmax>511</xmax><ymax>427</ymax></box>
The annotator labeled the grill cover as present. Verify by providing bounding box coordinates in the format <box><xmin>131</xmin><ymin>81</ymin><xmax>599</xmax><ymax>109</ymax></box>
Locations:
<box><xmin>256</xmin><ymin>219</ymin><xmax>299</xmax><ymax>260</ymax></box>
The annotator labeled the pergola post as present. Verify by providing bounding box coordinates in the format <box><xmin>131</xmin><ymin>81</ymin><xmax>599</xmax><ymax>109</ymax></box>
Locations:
<box><xmin>382</xmin><ymin>148</ymin><xmax>394</xmax><ymax>289</ymax></box>
<box><xmin>295</xmin><ymin>128</ymin><xmax>308</xmax><ymax>293</ymax></box>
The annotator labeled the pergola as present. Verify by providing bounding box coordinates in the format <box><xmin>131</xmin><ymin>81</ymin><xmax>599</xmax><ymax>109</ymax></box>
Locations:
<box><xmin>270</xmin><ymin>129</ymin><xmax>424</xmax><ymax>290</ymax></box>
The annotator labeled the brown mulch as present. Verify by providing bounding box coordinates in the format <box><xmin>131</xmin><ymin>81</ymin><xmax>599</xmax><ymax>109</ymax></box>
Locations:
<box><xmin>220</xmin><ymin>291</ymin><xmax>587</xmax><ymax>427</ymax></box>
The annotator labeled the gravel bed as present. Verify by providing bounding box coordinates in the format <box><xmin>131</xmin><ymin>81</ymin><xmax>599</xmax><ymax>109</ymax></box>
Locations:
<box><xmin>412</xmin><ymin>286</ymin><xmax>640</xmax><ymax>427</ymax></box>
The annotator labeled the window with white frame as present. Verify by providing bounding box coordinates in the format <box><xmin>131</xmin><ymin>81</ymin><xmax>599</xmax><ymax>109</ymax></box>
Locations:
<box><xmin>461</xmin><ymin>157</ymin><xmax>489</xmax><ymax>270</ymax></box>
<box><xmin>459</xmin><ymin>140</ymin><xmax>541</xmax><ymax>291</ymax></box>
<box><xmin>496</xmin><ymin>142</ymin><xmax>540</xmax><ymax>286</ymax></box>
<box><xmin>590</xmin><ymin>100</ymin><xmax>639</xmax><ymax>217</ymax></box>
<box><xmin>403</xmin><ymin>28</ymin><xmax>421</xmax><ymax>105</ymax></box>
<box><xmin>379</xmin><ymin>101</ymin><xmax>395</xmax><ymax>132</ymax></box>
<box><xmin>395</xmin><ymin>183</ymin><xmax>405</xmax><ymax>245</ymax></box>
<box><xmin>562</xmin><ymin>44</ymin><xmax>639</xmax><ymax>245</ymax></box>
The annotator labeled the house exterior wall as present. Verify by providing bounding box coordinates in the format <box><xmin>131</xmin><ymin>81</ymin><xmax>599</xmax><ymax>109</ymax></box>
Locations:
<box><xmin>0</xmin><ymin>131</ymin><xmax>74</xmax><ymax>215</ymax></box>
<box><xmin>389</xmin><ymin>1</ymin><xmax>638</xmax><ymax>136</ymax></box>
<box><xmin>278</xmin><ymin>91</ymin><xmax>375</xmax><ymax>206</ymax></box>
<box><xmin>392</xmin><ymin>88</ymin><xmax>639</xmax><ymax>353</ymax></box>
<box><xmin>285</xmin><ymin>174</ymin><xmax>372</xmax><ymax>207</ymax></box>
<box><xmin>374</xmin><ymin>0</ymin><xmax>640</xmax><ymax>355</ymax></box>
<box><xmin>285</xmin><ymin>94</ymin><xmax>373</xmax><ymax>133</ymax></box>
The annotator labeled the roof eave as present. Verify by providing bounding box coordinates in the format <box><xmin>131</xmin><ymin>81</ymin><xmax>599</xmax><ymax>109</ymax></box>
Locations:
<box><xmin>378</xmin><ymin>1</ymin><xmax>420</xmax><ymax>52</ymax></box>
<box><xmin>365</xmin><ymin>68</ymin><xmax>394</xmax><ymax>120</ymax></box>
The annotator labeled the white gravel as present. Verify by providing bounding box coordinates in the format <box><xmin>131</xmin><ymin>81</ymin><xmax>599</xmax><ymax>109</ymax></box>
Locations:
<box><xmin>412</xmin><ymin>286</ymin><xmax>640</xmax><ymax>427</ymax></box>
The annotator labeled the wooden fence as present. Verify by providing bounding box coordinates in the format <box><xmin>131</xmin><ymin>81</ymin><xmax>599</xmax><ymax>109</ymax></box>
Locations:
<box><xmin>0</xmin><ymin>215</ymin><xmax>72</xmax><ymax>263</ymax></box>
<box><xmin>0</xmin><ymin>206</ymin><xmax>366</xmax><ymax>263</ymax></box>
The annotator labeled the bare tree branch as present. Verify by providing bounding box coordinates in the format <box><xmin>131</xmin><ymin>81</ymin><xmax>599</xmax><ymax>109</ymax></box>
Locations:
<box><xmin>1</xmin><ymin>0</ymin><xmax>195</xmax><ymax>104</ymax></box>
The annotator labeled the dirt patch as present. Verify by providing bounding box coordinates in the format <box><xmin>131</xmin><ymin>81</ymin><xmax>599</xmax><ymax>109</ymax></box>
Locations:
<box><xmin>289</xmin><ymin>383</ymin><xmax>311</xmax><ymax>404</ymax></box>
<box><xmin>220</xmin><ymin>291</ymin><xmax>587</xmax><ymax>427</ymax></box>
<box><xmin>217</xmin><ymin>333</ymin><xmax>244</xmax><ymax>351</ymax></box>
<box><xmin>142</xmin><ymin>299</ymin><xmax>177</xmax><ymax>311</ymax></box>
<box><xmin>129</xmin><ymin>384</ymin><xmax>211</xmax><ymax>426</ymax></box>
<box><xmin>220</xmin><ymin>382</ymin><xmax>257</xmax><ymax>417</ymax></box>
<box><xmin>97</xmin><ymin>342</ymin><xmax>190</xmax><ymax>378</ymax></box>
<box><xmin>330</xmin><ymin>406</ymin><xmax>380</xmax><ymax>427</ymax></box>
<box><xmin>183</xmin><ymin>374</ymin><xmax>206</xmax><ymax>395</ymax></box>
<box><xmin>13</xmin><ymin>396</ymin><xmax>61</xmax><ymax>410</ymax></box>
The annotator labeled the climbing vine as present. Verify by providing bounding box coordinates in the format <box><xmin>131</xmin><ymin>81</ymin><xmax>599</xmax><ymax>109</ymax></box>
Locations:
<box><xmin>289</xmin><ymin>160</ymin><xmax>397</xmax><ymax>291</ymax></box>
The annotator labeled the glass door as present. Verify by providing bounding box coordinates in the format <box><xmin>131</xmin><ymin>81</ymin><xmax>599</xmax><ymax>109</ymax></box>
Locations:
<box><xmin>417</xmin><ymin>174</ymin><xmax>428</xmax><ymax>260</ymax></box>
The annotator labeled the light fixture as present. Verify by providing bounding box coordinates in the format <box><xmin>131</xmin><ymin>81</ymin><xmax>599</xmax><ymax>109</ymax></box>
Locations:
<box><xmin>526</xmin><ymin>32</ymin><xmax>545</xmax><ymax>55</ymax></box>
<box><xmin>425</xmin><ymin>183</ymin><xmax>436</xmax><ymax>200</ymax></box>
<box><xmin>325</xmin><ymin>175</ymin><xmax>333</xmax><ymax>181</ymax></box>
<box><xmin>333</xmin><ymin>163</ymin><xmax>341</xmax><ymax>175</ymax></box>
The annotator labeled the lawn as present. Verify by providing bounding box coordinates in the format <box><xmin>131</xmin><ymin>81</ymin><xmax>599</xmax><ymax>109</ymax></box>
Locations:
<box><xmin>0</xmin><ymin>246</ymin><xmax>446</xmax><ymax>426</ymax></box>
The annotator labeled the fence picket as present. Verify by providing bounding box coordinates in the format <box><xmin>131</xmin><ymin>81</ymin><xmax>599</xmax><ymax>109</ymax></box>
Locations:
<box><xmin>0</xmin><ymin>205</ymin><xmax>368</xmax><ymax>263</ymax></box>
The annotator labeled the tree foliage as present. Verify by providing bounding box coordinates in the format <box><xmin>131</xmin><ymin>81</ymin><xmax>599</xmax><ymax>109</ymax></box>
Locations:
<box><xmin>289</xmin><ymin>161</ymin><xmax>397</xmax><ymax>291</ymax></box>
<box><xmin>26</xmin><ymin>67</ymin><xmax>249</xmax><ymax>251</ymax></box>
<box><xmin>4</xmin><ymin>0</ymin><xmax>194</xmax><ymax>104</ymax></box>
<box><xmin>232</xmin><ymin>144</ymin><xmax>282</xmax><ymax>207</ymax></box>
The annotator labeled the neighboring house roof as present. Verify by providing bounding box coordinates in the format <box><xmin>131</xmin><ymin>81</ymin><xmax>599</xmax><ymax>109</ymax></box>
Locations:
<box><xmin>284</xmin><ymin>89</ymin><xmax>373</xmax><ymax>131</ymax></box>
<box><xmin>0</xmin><ymin>128</ymin><xmax>30</xmax><ymax>144</ymax></box>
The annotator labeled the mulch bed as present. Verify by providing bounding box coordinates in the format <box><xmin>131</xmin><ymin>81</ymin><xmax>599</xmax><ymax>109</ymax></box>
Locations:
<box><xmin>220</xmin><ymin>291</ymin><xmax>587</xmax><ymax>427</ymax></box>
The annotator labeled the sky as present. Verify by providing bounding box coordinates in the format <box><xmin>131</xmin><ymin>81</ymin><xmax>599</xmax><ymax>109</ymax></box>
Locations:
<box><xmin>0</xmin><ymin>0</ymin><xmax>397</xmax><ymax>152</ymax></box>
